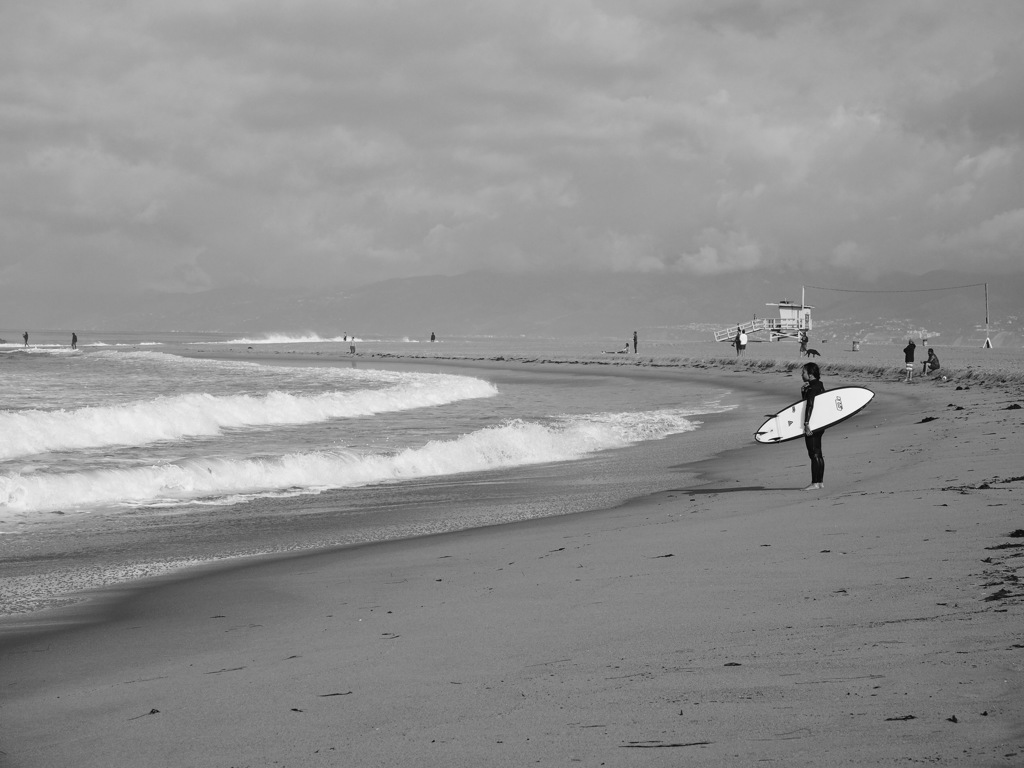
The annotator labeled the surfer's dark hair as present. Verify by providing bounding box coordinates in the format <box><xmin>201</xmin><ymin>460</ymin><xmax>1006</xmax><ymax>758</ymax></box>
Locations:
<box><xmin>802</xmin><ymin>362</ymin><xmax>821</xmax><ymax>379</ymax></box>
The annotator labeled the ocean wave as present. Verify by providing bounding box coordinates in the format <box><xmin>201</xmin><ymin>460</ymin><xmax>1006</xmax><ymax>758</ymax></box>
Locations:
<box><xmin>0</xmin><ymin>376</ymin><xmax>498</xmax><ymax>460</ymax></box>
<box><xmin>213</xmin><ymin>333</ymin><xmax>358</xmax><ymax>344</ymax></box>
<box><xmin>87</xmin><ymin>348</ymin><xmax>413</xmax><ymax>383</ymax></box>
<box><xmin>0</xmin><ymin>409</ymin><xmax>702</xmax><ymax>515</ymax></box>
<box><xmin>81</xmin><ymin>341</ymin><xmax>164</xmax><ymax>347</ymax></box>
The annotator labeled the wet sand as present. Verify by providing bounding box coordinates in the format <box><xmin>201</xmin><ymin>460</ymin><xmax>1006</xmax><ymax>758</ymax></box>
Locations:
<box><xmin>1</xmin><ymin>342</ymin><xmax>1022</xmax><ymax>766</ymax></box>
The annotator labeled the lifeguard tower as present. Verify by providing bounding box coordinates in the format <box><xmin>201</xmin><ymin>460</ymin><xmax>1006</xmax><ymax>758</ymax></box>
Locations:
<box><xmin>714</xmin><ymin>292</ymin><xmax>813</xmax><ymax>343</ymax></box>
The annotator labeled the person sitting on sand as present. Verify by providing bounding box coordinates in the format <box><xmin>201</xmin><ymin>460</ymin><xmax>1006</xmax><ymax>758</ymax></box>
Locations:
<box><xmin>801</xmin><ymin>361</ymin><xmax>826</xmax><ymax>491</ymax></box>
<box><xmin>922</xmin><ymin>348</ymin><xmax>940</xmax><ymax>376</ymax></box>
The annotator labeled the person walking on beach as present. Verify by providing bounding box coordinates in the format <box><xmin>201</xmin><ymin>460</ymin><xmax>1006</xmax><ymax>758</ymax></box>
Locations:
<box><xmin>903</xmin><ymin>339</ymin><xmax>916</xmax><ymax>382</ymax></box>
<box><xmin>801</xmin><ymin>361</ymin><xmax>826</xmax><ymax>490</ymax></box>
<box><xmin>922</xmin><ymin>347</ymin><xmax>940</xmax><ymax>376</ymax></box>
<box><xmin>799</xmin><ymin>330</ymin><xmax>808</xmax><ymax>356</ymax></box>
<box><xmin>71</xmin><ymin>332</ymin><xmax>77</xmax><ymax>349</ymax></box>
<box><xmin>733</xmin><ymin>327</ymin><xmax>742</xmax><ymax>356</ymax></box>
<box><xmin>633</xmin><ymin>330</ymin><xmax>637</xmax><ymax>353</ymax></box>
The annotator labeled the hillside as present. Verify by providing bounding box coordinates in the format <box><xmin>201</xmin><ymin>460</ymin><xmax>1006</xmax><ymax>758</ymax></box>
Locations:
<box><xmin>7</xmin><ymin>268</ymin><xmax>1022</xmax><ymax>346</ymax></box>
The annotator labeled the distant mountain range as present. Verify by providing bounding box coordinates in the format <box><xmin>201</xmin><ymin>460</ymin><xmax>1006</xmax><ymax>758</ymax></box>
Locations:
<box><xmin>8</xmin><ymin>267</ymin><xmax>1023</xmax><ymax>346</ymax></box>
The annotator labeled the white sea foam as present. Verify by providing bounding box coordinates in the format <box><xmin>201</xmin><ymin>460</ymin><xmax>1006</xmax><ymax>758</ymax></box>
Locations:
<box><xmin>0</xmin><ymin>409</ymin><xmax>701</xmax><ymax>516</ymax></box>
<box><xmin>215</xmin><ymin>333</ymin><xmax>357</xmax><ymax>344</ymax></box>
<box><xmin>0</xmin><ymin>373</ymin><xmax>497</xmax><ymax>460</ymax></box>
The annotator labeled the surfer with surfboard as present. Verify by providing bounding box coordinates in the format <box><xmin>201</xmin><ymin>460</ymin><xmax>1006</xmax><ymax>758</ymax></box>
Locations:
<box><xmin>800</xmin><ymin>362</ymin><xmax>826</xmax><ymax>490</ymax></box>
<box><xmin>754</xmin><ymin>363</ymin><xmax>875</xmax><ymax>491</ymax></box>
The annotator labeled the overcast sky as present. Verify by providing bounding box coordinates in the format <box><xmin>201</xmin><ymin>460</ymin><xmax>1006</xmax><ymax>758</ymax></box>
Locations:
<box><xmin>3</xmin><ymin>1</ymin><xmax>1023</xmax><ymax>303</ymax></box>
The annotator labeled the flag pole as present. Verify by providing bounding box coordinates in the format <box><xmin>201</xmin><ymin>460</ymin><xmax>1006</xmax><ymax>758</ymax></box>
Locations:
<box><xmin>984</xmin><ymin>282</ymin><xmax>992</xmax><ymax>348</ymax></box>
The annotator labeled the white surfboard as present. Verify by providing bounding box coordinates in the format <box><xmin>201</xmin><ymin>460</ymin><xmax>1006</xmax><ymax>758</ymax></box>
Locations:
<box><xmin>754</xmin><ymin>386</ymin><xmax>874</xmax><ymax>444</ymax></box>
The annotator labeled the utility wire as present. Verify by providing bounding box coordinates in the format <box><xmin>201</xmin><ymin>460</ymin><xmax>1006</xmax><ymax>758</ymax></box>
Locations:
<box><xmin>804</xmin><ymin>283</ymin><xmax>986</xmax><ymax>294</ymax></box>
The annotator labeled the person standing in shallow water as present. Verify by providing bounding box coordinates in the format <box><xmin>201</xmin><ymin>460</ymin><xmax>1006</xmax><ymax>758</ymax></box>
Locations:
<box><xmin>23</xmin><ymin>331</ymin><xmax>28</xmax><ymax>347</ymax></box>
<box><xmin>801</xmin><ymin>361</ymin><xmax>826</xmax><ymax>491</ymax></box>
<box><xmin>71</xmin><ymin>332</ymin><xmax>77</xmax><ymax>349</ymax></box>
<box><xmin>633</xmin><ymin>330</ymin><xmax>637</xmax><ymax>353</ymax></box>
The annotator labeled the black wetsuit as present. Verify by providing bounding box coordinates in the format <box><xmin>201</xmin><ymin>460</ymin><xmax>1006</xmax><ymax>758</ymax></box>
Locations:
<box><xmin>802</xmin><ymin>379</ymin><xmax>826</xmax><ymax>485</ymax></box>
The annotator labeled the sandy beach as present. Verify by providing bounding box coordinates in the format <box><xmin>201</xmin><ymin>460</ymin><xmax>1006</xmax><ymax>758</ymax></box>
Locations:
<box><xmin>2</xmin><ymin>341</ymin><xmax>1022</xmax><ymax>766</ymax></box>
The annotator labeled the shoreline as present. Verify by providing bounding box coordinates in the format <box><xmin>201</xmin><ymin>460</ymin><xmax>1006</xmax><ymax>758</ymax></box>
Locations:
<box><xmin>1</xmin><ymin>348</ymin><xmax>1022</xmax><ymax>766</ymax></box>
<box><xmin>0</xmin><ymin>344</ymin><xmax>1017</xmax><ymax>630</ymax></box>
<box><xmin>176</xmin><ymin>336</ymin><xmax>1024</xmax><ymax>387</ymax></box>
<box><xmin>0</xmin><ymin>352</ymin><xmax>778</xmax><ymax>630</ymax></box>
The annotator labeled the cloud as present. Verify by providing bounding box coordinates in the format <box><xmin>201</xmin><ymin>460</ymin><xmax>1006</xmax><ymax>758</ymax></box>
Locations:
<box><xmin>928</xmin><ymin>207</ymin><xmax>1024</xmax><ymax>259</ymax></box>
<box><xmin>829</xmin><ymin>240</ymin><xmax>870</xmax><ymax>270</ymax></box>
<box><xmin>675</xmin><ymin>228</ymin><xmax>763</xmax><ymax>274</ymax></box>
<box><xmin>2</xmin><ymin>0</ymin><xmax>1024</xmax><ymax>312</ymax></box>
